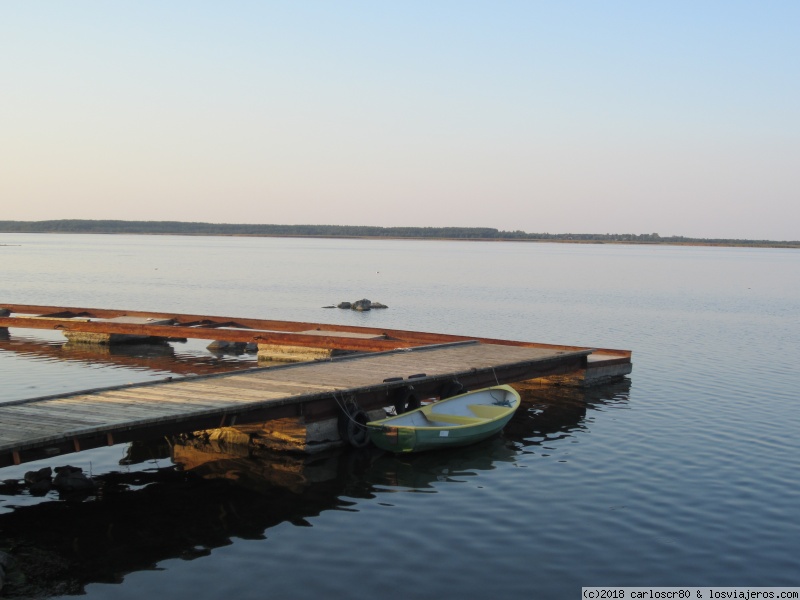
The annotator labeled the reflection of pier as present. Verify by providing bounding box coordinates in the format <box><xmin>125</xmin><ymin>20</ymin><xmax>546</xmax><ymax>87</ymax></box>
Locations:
<box><xmin>505</xmin><ymin>378</ymin><xmax>631</xmax><ymax>442</ymax></box>
<box><xmin>0</xmin><ymin>454</ymin><xmax>351</xmax><ymax>598</ymax></box>
<box><xmin>0</xmin><ymin>333</ymin><xmax>256</xmax><ymax>377</ymax></box>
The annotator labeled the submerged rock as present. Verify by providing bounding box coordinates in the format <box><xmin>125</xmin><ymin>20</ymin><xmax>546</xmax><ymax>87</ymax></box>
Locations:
<box><xmin>24</xmin><ymin>467</ymin><xmax>52</xmax><ymax>485</ymax></box>
<box><xmin>207</xmin><ymin>340</ymin><xmax>251</xmax><ymax>354</ymax></box>
<box><xmin>29</xmin><ymin>480</ymin><xmax>52</xmax><ymax>496</ymax></box>
<box><xmin>53</xmin><ymin>466</ymin><xmax>95</xmax><ymax>492</ymax></box>
<box><xmin>0</xmin><ymin>550</ymin><xmax>10</xmax><ymax>594</ymax></box>
<box><xmin>24</xmin><ymin>467</ymin><xmax>53</xmax><ymax>495</ymax></box>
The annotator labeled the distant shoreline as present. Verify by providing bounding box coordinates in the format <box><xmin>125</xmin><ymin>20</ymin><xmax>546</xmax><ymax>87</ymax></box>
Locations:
<box><xmin>2</xmin><ymin>234</ymin><xmax>796</xmax><ymax>250</ymax></box>
<box><xmin>1</xmin><ymin>220</ymin><xmax>798</xmax><ymax>249</ymax></box>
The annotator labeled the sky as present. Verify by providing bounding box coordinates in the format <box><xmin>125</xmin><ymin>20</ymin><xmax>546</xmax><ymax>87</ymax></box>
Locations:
<box><xmin>1</xmin><ymin>1</ymin><xmax>798</xmax><ymax>240</ymax></box>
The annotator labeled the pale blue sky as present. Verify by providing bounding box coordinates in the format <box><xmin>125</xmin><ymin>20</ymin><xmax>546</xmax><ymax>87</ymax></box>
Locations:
<box><xmin>1</xmin><ymin>1</ymin><xmax>798</xmax><ymax>239</ymax></box>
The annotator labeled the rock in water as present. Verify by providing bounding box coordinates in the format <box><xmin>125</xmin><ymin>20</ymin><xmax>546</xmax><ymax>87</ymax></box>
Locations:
<box><xmin>25</xmin><ymin>467</ymin><xmax>53</xmax><ymax>494</ymax></box>
<box><xmin>53</xmin><ymin>466</ymin><xmax>95</xmax><ymax>492</ymax></box>
<box><xmin>24</xmin><ymin>467</ymin><xmax>52</xmax><ymax>485</ymax></box>
<box><xmin>352</xmin><ymin>299</ymin><xmax>372</xmax><ymax>311</ymax></box>
<box><xmin>334</xmin><ymin>299</ymin><xmax>388</xmax><ymax>310</ymax></box>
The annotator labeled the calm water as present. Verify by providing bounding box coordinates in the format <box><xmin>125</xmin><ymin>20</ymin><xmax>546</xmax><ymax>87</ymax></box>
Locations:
<box><xmin>1</xmin><ymin>234</ymin><xmax>799</xmax><ymax>599</ymax></box>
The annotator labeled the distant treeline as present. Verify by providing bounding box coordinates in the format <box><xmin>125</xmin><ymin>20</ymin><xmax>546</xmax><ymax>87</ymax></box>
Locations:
<box><xmin>0</xmin><ymin>220</ymin><xmax>797</xmax><ymax>247</ymax></box>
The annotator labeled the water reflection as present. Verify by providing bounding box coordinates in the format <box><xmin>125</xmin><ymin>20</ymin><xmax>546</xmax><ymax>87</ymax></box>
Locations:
<box><xmin>0</xmin><ymin>380</ymin><xmax>629</xmax><ymax>597</ymax></box>
<box><xmin>506</xmin><ymin>379</ymin><xmax>631</xmax><ymax>446</ymax></box>
<box><xmin>0</xmin><ymin>450</ymin><xmax>353</xmax><ymax>597</ymax></box>
<box><xmin>363</xmin><ymin>380</ymin><xmax>630</xmax><ymax>490</ymax></box>
<box><xmin>364</xmin><ymin>437</ymin><xmax>517</xmax><ymax>490</ymax></box>
<box><xmin>0</xmin><ymin>332</ymin><xmax>257</xmax><ymax>377</ymax></box>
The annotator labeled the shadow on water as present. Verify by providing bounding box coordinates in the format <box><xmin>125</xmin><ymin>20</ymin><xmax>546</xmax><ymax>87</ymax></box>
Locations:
<box><xmin>0</xmin><ymin>379</ymin><xmax>630</xmax><ymax>597</ymax></box>
<box><xmin>0</xmin><ymin>447</ymin><xmax>360</xmax><ymax>597</ymax></box>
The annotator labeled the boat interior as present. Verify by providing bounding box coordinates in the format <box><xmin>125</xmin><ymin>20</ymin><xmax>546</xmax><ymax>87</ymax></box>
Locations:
<box><xmin>379</xmin><ymin>387</ymin><xmax>519</xmax><ymax>428</ymax></box>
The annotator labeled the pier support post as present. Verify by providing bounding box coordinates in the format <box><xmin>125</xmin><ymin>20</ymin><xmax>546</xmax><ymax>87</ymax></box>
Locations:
<box><xmin>63</xmin><ymin>331</ymin><xmax>124</xmax><ymax>345</ymax></box>
<box><xmin>257</xmin><ymin>331</ymin><xmax>384</xmax><ymax>363</ymax></box>
<box><xmin>0</xmin><ymin>307</ymin><xmax>8</xmax><ymax>339</ymax></box>
<box><xmin>61</xmin><ymin>316</ymin><xmax>176</xmax><ymax>345</ymax></box>
<box><xmin>257</xmin><ymin>344</ymin><xmax>352</xmax><ymax>363</ymax></box>
<box><xmin>531</xmin><ymin>360</ymin><xmax>633</xmax><ymax>387</ymax></box>
<box><xmin>190</xmin><ymin>408</ymin><xmax>386</xmax><ymax>454</ymax></box>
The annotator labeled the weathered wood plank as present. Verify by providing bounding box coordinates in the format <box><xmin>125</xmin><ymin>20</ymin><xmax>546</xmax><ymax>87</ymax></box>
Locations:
<box><xmin>170</xmin><ymin>381</ymin><xmax>283</xmax><ymax>398</ymax></box>
<box><xmin>0</xmin><ymin>405</ymin><xmax>112</xmax><ymax>425</ymax></box>
<box><xmin>104</xmin><ymin>386</ymin><xmax>233</xmax><ymax>402</ymax></box>
<box><xmin>103</xmin><ymin>387</ymin><xmax>286</xmax><ymax>406</ymax></box>
<box><xmin>48</xmin><ymin>397</ymin><xmax>176</xmax><ymax>418</ymax></box>
<box><xmin>208</xmin><ymin>377</ymin><xmax>339</xmax><ymax>393</ymax></box>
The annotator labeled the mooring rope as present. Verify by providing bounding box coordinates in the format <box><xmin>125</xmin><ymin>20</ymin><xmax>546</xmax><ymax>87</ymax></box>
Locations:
<box><xmin>332</xmin><ymin>391</ymin><xmax>366</xmax><ymax>428</ymax></box>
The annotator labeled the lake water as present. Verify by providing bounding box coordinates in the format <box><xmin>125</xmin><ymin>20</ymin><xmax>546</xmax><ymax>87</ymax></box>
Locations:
<box><xmin>1</xmin><ymin>234</ymin><xmax>799</xmax><ymax>599</ymax></box>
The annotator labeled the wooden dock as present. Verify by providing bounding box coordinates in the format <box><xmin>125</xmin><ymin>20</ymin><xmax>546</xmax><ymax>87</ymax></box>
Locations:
<box><xmin>0</xmin><ymin>303</ymin><xmax>632</xmax><ymax>467</ymax></box>
<box><xmin>1</xmin><ymin>341</ymin><xmax>606</xmax><ymax>467</ymax></box>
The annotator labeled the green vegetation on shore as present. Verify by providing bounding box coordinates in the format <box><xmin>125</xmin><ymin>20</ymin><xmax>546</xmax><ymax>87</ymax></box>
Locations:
<box><xmin>0</xmin><ymin>220</ymin><xmax>797</xmax><ymax>248</ymax></box>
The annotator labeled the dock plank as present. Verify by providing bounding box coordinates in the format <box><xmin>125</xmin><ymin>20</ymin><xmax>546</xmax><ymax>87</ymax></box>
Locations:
<box><xmin>1</xmin><ymin>405</ymin><xmax>113</xmax><ymax>425</ymax></box>
<box><xmin>109</xmin><ymin>384</ymin><xmax>286</xmax><ymax>403</ymax></box>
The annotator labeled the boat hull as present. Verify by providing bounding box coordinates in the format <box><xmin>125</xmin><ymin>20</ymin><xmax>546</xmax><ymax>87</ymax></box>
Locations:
<box><xmin>366</xmin><ymin>385</ymin><xmax>520</xmax><ymax>453</ymax></box>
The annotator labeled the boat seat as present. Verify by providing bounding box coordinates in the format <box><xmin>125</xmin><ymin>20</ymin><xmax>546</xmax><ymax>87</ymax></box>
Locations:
<box><xmin>468</xmin><ymin>404</ymin><xmax>512</xmax><ymax>419</ymax></box>
<box><xmin>421</xmin><ymin>411</ymin><xmax>485</xmax><ymax>425</ymax></box>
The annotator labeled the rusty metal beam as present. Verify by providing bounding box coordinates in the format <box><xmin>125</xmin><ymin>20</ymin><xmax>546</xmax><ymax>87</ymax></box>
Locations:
<box><xmin>0</xmin><ymin>315</ymin><xmax>415</xmax><ymax>352</ymax></box>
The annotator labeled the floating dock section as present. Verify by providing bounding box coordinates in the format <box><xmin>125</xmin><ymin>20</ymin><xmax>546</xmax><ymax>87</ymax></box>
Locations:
<box><xmin>0</xmin><ymin>304</ymin><xmax>632</xmax><ymax>466</ymax></box>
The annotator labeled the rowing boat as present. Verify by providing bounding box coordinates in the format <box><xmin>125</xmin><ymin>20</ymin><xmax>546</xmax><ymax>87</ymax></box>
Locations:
<box><xmin>366</xmin><ymin>384</ymin><xmax>520</xmax><ymax>453</ymax></box>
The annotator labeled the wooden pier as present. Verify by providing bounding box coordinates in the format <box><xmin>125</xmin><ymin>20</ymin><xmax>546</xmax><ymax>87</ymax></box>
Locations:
<box><xmin>0</xmin><ymin>304</ymin><xmax>632</xmax><ymax>466</ymax></box>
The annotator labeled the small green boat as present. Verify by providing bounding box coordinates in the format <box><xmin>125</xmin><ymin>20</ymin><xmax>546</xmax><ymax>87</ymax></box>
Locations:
<box><xmin>366</xmin><ymin>384</ymin><xmax>521</xmax><ymax>453</ymax></box>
